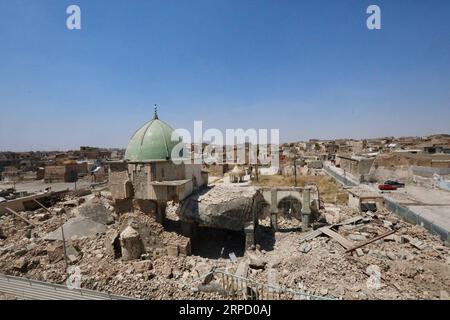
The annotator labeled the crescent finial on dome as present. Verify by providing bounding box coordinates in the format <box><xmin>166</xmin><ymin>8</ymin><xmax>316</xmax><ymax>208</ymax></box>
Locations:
<box><xmin>153</xmin><ymin>104</ymin><xmax>159</xmax><ymax>120</ymax></box>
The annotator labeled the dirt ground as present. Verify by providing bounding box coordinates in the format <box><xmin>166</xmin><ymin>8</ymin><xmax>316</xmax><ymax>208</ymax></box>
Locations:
<box><xmin>252</xmin><ymin>213</ymin><xmax>450</xmax><ymax>300</ymax></box>
<box><xmin>252</xmin><ymin>174</ymin><xmax>349</xmax><ymax>204</ymax></box>
<box><xmin>0</xmin><ymin>177</ymin><xmax>449</xmax><ymax>300</ymax></box>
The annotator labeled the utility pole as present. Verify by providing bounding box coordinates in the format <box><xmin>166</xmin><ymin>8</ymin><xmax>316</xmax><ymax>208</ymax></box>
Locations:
<box><xmin>33</xmin><ymin>198</ymin><xmax>69</xmax><ymax>274</ymax></box>
<box><xmin>294</xmin><ymin>158</ymin><xmax>298</xmax><ymax>187</ymax></box>
<box><xmin>255</xmin><ymin>144</ymin><xmax>259</xmax><ymax>182</ymax></box>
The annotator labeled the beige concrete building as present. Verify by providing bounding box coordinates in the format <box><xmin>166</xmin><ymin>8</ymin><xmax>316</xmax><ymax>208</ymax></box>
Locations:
<box><xmin>108</xmin><ymin>108</ymin><xmax>207</xmax><ymax>218</ymax></box>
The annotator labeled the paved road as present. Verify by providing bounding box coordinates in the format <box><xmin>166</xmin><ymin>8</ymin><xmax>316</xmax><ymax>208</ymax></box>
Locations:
<box><xmin>323</xmin><ymin>163</ymin><xmax>450</xmax><ymax>243</ymax></box>
<box><xmin>0</xmin><ymin>274</ymin><xmax>135</xmax><ymax>300</ymax></box>
<box><xmin>0</xmin><ymin>179</ymin><xmax>92</xmax><ymax>194</ymax></box>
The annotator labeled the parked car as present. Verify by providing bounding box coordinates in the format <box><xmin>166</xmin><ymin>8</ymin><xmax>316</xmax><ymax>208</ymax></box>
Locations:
<box><xmin>378</xmin><ymin>184</ymin><xmax>398</xmax><ymax>191</ymax></box>
<box><xmin>384</xmin><ymin>180</ymin><xmax>405</xmax><ymax>188</ymax></box>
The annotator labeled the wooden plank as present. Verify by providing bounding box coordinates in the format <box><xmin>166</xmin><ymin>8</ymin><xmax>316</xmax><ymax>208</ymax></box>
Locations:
<box><xmin>5</xmin><ymin>207</ymin><xmax>36</xmax><ymax>227</ymax></box>
<box><xmin>32</xmin><ymin>199</ymin><xmax>53</xmax><ymax>214</ymax></box>
<box><xmin>335</xmin><ymin>216</ymin><xmax>364</xmax><ymax>226</ymax></box>
<box><xmin>299</xmin><ymin>228</ymin><xmax>326</xmax><ymax>243</ymax></box>
<box><xmin>345</xmin><ymin>229</ymin><xmax>396</xmax><ymax>253</ymax></box>
<box><xmin>319</xmin><ymin>227</ymin><xmax>354</xmax><ymax>249</ymax></box>
<box><xmin>299</xmin><ymin>216</ymin><xmax>364</xmax><ymax>244</ymax></box>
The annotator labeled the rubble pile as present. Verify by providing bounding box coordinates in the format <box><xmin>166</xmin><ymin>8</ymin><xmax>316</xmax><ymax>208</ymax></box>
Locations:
<box><xmin>180</xmin><ymin>185</ymin><xmax>257</xmax><ymax>231</ymax></box>
<box><xmin>0</xmin><ymin>192</ymin><xmax>229</xmax><ymax>299</ymax></box>
<box><xmin>247</xmin><ymin>208</ymin><xmax>450</xmax><ymax>300</ymax></box>
<box><xmin>0</xmin><ymin>189</ymin><xmax>449</xmax><ymax>300</ymax></box>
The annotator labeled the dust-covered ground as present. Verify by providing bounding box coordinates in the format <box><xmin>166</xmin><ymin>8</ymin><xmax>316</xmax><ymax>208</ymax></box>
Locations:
<box><xmin>0</xmin><ymin>188</ymin><xmax>449</xmax><ymax>300</ymax></box>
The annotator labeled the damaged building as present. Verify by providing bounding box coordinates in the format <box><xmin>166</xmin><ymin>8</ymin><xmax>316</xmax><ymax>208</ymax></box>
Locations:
<box><xmin>108</xmin><ymin>108</ymin><xmax>208</xmax><ymax>221</ymax></box>
<box><xmin>107</xmin><ymin>108</ymin><xmax>320</xmax><ymax>256</ymax></box>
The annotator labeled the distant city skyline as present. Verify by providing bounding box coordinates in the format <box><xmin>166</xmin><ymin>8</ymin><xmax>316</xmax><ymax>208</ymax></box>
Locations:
<box><xmin>1</xmin><ymin>0</ymin><xmax>449</xmax><ymax>151</ymax></box>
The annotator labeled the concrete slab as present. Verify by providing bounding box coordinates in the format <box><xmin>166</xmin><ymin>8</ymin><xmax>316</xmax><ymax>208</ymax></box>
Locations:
<box><xmin>44</xmin><ymin>216</ymin><xmax>107</xmax><ymax>241</ymax></box>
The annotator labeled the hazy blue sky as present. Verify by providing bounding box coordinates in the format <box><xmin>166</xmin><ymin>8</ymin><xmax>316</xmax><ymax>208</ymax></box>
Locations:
<box><xmin>0</xmin><ymin>0</ymin><xmax>449</xmax><ymax>151</ymax></box>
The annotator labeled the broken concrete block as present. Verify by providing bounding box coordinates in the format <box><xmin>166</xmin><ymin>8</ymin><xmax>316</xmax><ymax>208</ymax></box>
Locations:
<box><xmin>44</xmin><ymin>216</ymin><xmax>107</xmax><ymax>241</ymax></box>
<box><xmin>105</xmin><ymin>229</ymin><xmax>120</xmax><ymax>258</ymax></box>
<box><xmin>400</xmin><ymin>235</ymin><xmax>411</xmax><ymax>244</ymax></box>
<box><xmin>348</xmin><ymin>234</ymin><xmax>367</xmax><ymax>241</ymax></box>
<box><xmin>153</xmin><ymin>247</ymin><xmax>166</xmax><ymax>259</ymax></box>
<box><xmin>355</xmin><ymin>248</ymin><xmax>364</xmax><ymax>257</ymax></box>
<box><xmin>383</xmin><ymin>220</ymin><xmax>393</xmax><ymax>228</ymax></box>
<box><xmin>13</xmin><ymin>257</ymin><xmax>29</xmax><ymax>273</ymax></box>
<box><xmin>133</xmin><ymin>260</ymin><xmax>153</xmax><ymax>273</ymax></box>
<box><xmin>78</xmin><ymin>199</ymin><xmax>114</xmax><ymax>225</ymax></box>
<box><xmin>47</xmin><ymin>244</ymin><xmax>64</xmax><ymax>263</ymax></box>
<box><xmin>299</xmin><ymin>243</ymin><xmax>312</xmax><ymax>253</ymax></box>
<box><xmin>120</xmin><ymin>226</ymin><xmax>144</xmax><ymax>261</ymax></box>
<box><xmin>52</xmin><ymin>208</ymin><xmax>65</xmax><ymax>215</ymax></box>
<box><xmin>178</xmin><ymin>239</ymin><xmax>191</xmax><ymax>256</ymax></box>
<box><xmin>160</xmin><ymin>266</ymin><xmax>173</xmax><ymax>279</ymax></box>
<box><xmin>66</xmin><ymin>245</ymin><xmax>80</xmax><ymax>263</ymax></box>
<box><xmin>320</xmin><ymin>288</ymin><xmax>328</xmax><ymax>296</ymax></box>
<box><xmin>386</xmin><ymin>252</ymin><xmax>397</xmax><ymax>260</ymax></box>
<box><xmin>179</xmin><ymin>185</ymin><xmax>259</xmax><ymax>231</ymax></box>
<box><xmin>167</xmin><ymin>245</ymin><xmax>179</xmax><ymax>257</ymax></box>
<box><xmin>247</xmin><ymin>251</ymin><xmax>266</xmax><ymax>269</ymax></box>
<box><xmin>35</xmin><ymin>213</ymin><xmax>51</xmax><ymax>221</ymax></box>
<box><xmin>365</xmin><ymin>211</ymin><xmax>375</xmax><ymax>217</ymax></box>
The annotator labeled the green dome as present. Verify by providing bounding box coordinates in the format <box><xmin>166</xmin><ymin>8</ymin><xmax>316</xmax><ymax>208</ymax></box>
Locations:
<box><xmin>124</xmin><ymin>108</ymin><xmax>181</xmax><ymax>161</ymax></box>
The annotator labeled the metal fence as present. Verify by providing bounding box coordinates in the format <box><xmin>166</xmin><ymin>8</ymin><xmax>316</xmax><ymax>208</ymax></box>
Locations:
<box><xmin>0</xmin><ymin>274</ymin><xmax>135</xmax><ymax>300</ymax></box>
<box><xmin>199</xmin><ymin>269</ymin><xmax>334</xmax><ymax>300</ymax></box>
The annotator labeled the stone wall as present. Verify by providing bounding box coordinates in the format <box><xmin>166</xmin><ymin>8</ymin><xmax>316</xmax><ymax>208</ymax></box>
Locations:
<box><xmin>131</xmin><ymin>164</ymin><xmax>150</xmax><ymax>199</ymax></box>
<box><xmin>44</xmin><ymin>164</ymin><xmax>78</xmax><ymax>183</ymax></box>
<box><xmin>108</xmin><ymin>162</ymin><xmax>131</xmax><ymax>199</ymax></box>
<box><xmin>152</xmin><ymin>161</ymin><xmax>186</xmax><ymax>181</ymax></box>
<box><xmin>185</xmin><ymin>163</ymin><xmax>207</xmax><ymax>189</ymax></box>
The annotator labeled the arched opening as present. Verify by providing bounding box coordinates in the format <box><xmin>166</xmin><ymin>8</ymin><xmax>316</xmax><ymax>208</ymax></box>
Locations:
<box><xmin>192</xmin><ymin>227</ymin><xmax>245</xmax><ymax>259</ymax></box>
<box><xmin>277</xmin><ymin>196</ymin><xmax>302</xmax><ymax>220</ymax></box>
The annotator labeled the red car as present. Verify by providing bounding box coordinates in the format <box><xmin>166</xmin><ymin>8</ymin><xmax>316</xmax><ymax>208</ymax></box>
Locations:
<box><xmin>378</xmin><ymin>184</ymin><xmax>398</xmax><ymax>191</ymax></box>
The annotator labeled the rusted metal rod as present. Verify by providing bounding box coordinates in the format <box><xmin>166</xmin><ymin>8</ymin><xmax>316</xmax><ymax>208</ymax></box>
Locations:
<box><xmin>346</xmin><ymin>229</ymin><xmax>396</xmax><ymax>253</ymax></box>
<box><xmin>32</xmin><ymin>199</ymin><xmax>69</xmax><ymax>272</ymax></box>
<box><xmin>5</xmin><ymin>207</ymin><xmax>35</xmax><ymax>226</ymax></box>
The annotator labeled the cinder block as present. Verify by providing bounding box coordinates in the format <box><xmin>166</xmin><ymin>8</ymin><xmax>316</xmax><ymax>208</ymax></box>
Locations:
<box><xmin>167</xmin><ymin>245</ymin><xmax>179</xmax><ymax>257</ymax></box>
<box><xmin>178</xmin><ymin>239</ymin><xmax>192</xmax><ymax>256</ymax></box>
